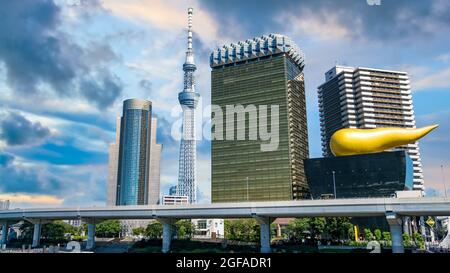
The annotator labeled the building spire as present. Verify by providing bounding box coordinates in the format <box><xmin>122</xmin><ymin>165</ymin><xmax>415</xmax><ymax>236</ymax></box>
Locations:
<box><xmin>187</xmin><ymin>7</ymin><xmax>193</xmax><ymax>53</ymax></box>
<box><xmin>185</xmin><ymin>7</ymin><xmax>195</xmax><ymax>66</ymax></box>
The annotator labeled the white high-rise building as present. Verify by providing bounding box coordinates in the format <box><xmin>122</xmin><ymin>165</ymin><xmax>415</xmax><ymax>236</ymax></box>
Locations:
<box><xmin>177</xmin><ymin>8</ymin><xmax>200</xmax><ymax>204</ymax></box>
<box><xmin>107</xmin><ymin>117</ymin><xmax>121</xmax><ymax>206</ymax></box>
<box><xmin>148</xmin><ymin>118</ymin><xmax>162</xmax><ymax>205</ymax></box>
<box><xmin>318</xmin><ymin>65</ymin><xmax>424</xmax><ymax>191</ymax></box>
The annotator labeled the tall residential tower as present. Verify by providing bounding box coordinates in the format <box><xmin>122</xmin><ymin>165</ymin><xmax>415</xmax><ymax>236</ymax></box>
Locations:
<box><xmin>210</xmin><ymin>34</ymin><xmax>309</xmax><ymax>202</ymax></box>
<box><xmin>317</xmin><ymin>66</ymin><xmax>424</xmax><ymax>190</ymax></box>
<box><xmin>177</xmin><ymin>8</ymin><xmax>200</xmax><ymax>204</ymax></box>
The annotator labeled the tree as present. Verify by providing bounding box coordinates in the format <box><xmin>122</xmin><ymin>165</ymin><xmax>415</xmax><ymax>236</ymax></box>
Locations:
<box><xmin>224</xmin><ymin>219</ymin><xmax>260</xmax><ymax>242</ymax></box>
<box><xmin>364</xmin><ymin>229</ymin><xmax>374</xmax><ymax>241</ymax></box>
<box><xmin>413</xmin><ymin>232</ymin><xmax>425</xmax><ymax>249</ymax></box>
<box><xmin>309</xmin><ymin>217</ymin><xmax>326</xmax><ymax>240</ymax></box>
<box><xmin>243</xmin><ymin>219</ymin><xmax>260</xmax><ymax>242</ymax></box>
<box><xmin>175</xmin><ymin>220</ymin><xmax>195</xmax><ymax>239</ymax></box>
<box><xmin>348</xmin><ymin>226</ymin><xmax>356</xmax><ymax>241</ymax></box>
<box><xmin>224</xmin><ymin>220</ymin><xmax>233</xmax><ymax>240</ymax></box>
<box><xmin>19</xmin><ymin>220</ymin><xmax>75</xmax><ymax>243</ymax></box>
<box><xmin>403</xmin><ymin>233</ymin><xmax>412</xmax><ymax>247</ymax></box>
<box><xmin>41</xmin><ymin>222</ymin><xmax>66</xmax><ymax>241</ymax></box>
<box><xmin>132</xmin><ymin>227</ymin><xmax>145</xmax><ymax>236</ymax></box>
<box><xmin>18</xmin><ymin>221</ymin><xmax>34</xmax><ymax>241</ymax></box>
<box><xmin>286</xmin><ymin>218</ymin><xmax>309</xmax><ymax>242</ymax></box>
<box><xmin>374</xmin><ymin>229</ymin><xmax>382</xmax><ymax>241</ymax></box>
<box><xmin>96</xmin><ymin>220</ymin><xmax>121</xmax><ymax>238</ymax></box>
<box><xmin>382</xmin><ymin>231</ymin><xmax>391</xmax><ymax>242</ymax></box>
<box><xmin>325</xmin><ymin>217</ymin><xmax>353</xmax><ymax>240</ymax></box>
<box><xmin>145</xmin><ymin>221</ymin><xmax>163</xmax><ymax>239</ymax></box>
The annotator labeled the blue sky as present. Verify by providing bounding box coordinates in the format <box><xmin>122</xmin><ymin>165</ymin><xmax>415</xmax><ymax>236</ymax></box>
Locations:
<box><xmin>0</xmin><ymin>0</ymin><xmax>450</xmax><ymax>208</ymax></box>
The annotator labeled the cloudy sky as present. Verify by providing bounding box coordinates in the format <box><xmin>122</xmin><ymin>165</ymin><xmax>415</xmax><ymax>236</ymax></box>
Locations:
<box><xmin>0</xmin><ymin>0</ymin><xmax>450</xmax><ymax>208</ymax></box>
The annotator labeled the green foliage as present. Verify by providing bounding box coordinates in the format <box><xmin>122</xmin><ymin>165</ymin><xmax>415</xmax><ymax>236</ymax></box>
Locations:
<box><xmin>175</xmin><ymin>220</ymin><xmax>195</xmax><ymax>239</ymax></box>
<box><xmin>41</xmin><ymin>221</ymin><xmax>74</xmax><ymax>242</ymax></box>
<box><xmin>224</xmin><ymin>219</ymin><xmax>260</xmax><ymax>242</ymax></box>
<box><xmin>145</xmin><ymin>221</ymin><xmax>163</xmax><ymax>239</ymax></box>
<box><xmin>72</xmin><ymin>235</ymin><xmax>87</xmax><ymax>241</ymax></box>
<box><xmin>285</xmin><ymin>218</ymin><xmax>309</xmax><ymax>241</ymax></box>
<box><xmin>96</xmin><ymin>220</ymin><xmax>121</xmax><ymax>238</ymax></box>
<box><xmin>286</xmin><ymin>217</ymin><xmax>353</xmax><ymax>242</ymax></box>
<box><xmin>73</xmin><ymin>226</ymin><xmax>84</xmax><ymax>236</ymax></box>
<box><xmin>374</xmin><ymin>229</ymin><xmax>382</xmax><ymax>241</ymax></box>
<box><xmin>309</xmin><ymin>218</ymin><xmax>326</xmax><ymax>239</ymax></box>
<box><xmin>402</xmin><ymin>233</ymin><xmax>412</xmax><ymax>247</ymax></box>
<box><xmin>364</xmin><ymin>229</ymin><xmax>374</xmax><ymax>241</ymax></box>
<box><xmin>17</xmin><ymin>220</ymin><xmax>74</xmax><ymax>243</ymax></box>
<box><xmin>132</xmin><ymin>227</ymin><xmax>145</xmax><ymax>236</ymax></box>
<box><xmin>348</xmin><ymin>240</ymin><xmax>368</xmax><ymax>247</ymax></box>
<box><xmin>18</xmin><ymin>221</ymin><xmax>34</xmax><ymax>241</ymax></box>
<box><xmin>324</xmin><ymin>217</ymin><xmax>352</xmax><ymax>240</ymax></box>
<box><xmin>413</xmin><ymin>232</ymin><xmax>425</xmax><ymax>249</ymax></box>
<box><xmin>382</xmin><ymin>231</ymin><xmax>391</xmax><ymax>242</ymax></box>
<box><xmin>19</xmin><ymin>220</ymin><xmax>82</xmax><ymax>243</ymax></box>
<box><xmin>348</xmin><ymin>226</ymin><xmax>355</xmax><ymax>241</ymax></box>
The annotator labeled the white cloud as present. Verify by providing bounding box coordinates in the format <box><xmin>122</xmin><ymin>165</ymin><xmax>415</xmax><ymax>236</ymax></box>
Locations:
<box><xmin>414</xmin><ymin>67</ymin><xmax>450</xmax><ymax>91</ymax></box>
<box><xmin>435</xmin><ymin>53</ymin><xmax>450</xmax><ymax>63</ymax></box>
<box><xmin>276</xmin><ymin>8</ymin><xmax>350</xmax><ymax>41</ymax></box>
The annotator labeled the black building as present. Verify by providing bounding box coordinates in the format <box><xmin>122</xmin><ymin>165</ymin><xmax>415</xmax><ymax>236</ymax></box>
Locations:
<box><xmin>304</xmin><ymin>151</ymin><xmax>413</xmax><ymax>199</ymax></box>
<box><xmin>304</xmin><ymin>151</ymin><xmax>414</xmax><ymax>231</ymax></box>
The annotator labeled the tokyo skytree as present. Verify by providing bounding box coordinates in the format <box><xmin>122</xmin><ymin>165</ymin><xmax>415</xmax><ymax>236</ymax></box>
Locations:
<box><xmin>177</xmin><ymin>7</ymin><xmax>200</xmax><ymax>204</ymax></box>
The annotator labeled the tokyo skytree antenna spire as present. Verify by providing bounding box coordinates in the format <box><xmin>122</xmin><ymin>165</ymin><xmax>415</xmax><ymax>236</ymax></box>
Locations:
<box><xmin>177</xmin><ymin>7</ymin><xmax>200</xmax><ymax>204</ymax></box>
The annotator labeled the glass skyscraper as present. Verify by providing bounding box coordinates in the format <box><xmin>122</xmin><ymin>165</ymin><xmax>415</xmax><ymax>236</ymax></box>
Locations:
<box><xmin>107</xmin><ymin>99</ymin><xmax>161</xmax><ymax>206</ymax></box>
<box><xmin>210</xmin><ymin>34</ymin><xmax>309</xmax><ymax>202</ymax></box>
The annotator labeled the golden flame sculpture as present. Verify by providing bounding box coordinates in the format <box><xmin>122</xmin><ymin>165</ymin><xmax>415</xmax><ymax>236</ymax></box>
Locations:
<box><xmin>330</xmin><ymin>125</ymin><xmax>439</xmax><ymax>156</ymax></box>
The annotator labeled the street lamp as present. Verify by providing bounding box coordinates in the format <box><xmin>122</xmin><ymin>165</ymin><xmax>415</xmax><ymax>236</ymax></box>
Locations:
<box><xmin>332</xmin><ymin>171</ymin><xmax>337</xmax><ymax>199</ymax></box>
<box><xmin>441</xmin><ymin>165</ymin><xmax>448</xmax><ymax>198</ymax></box>
<box><xmin>441</xmin><ymin>165</ymin><xmax>450</xmax><ymax>235</ymax></box>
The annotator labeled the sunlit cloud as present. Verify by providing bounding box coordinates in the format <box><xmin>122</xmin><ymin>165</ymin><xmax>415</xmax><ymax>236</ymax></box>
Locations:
<box><xmin>276</xmin><ymin>8</ymin><xmax>350</xmax><ymax>41</ymax></box>
<box><xmin>103</xmin><ymin>0</ymin><xmax>227</xmax><ymax>48</ymax></box>
<box><xmin>0</xmin><ymin>193</ymin><xmax>64</xmax><ymax>206</ymax></box>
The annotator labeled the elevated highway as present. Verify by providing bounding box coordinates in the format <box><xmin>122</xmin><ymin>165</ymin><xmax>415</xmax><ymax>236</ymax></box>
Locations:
<box><xmin>1</xmin><ymin>197</ymin><xmax>449</xmax><ymax>253</ymax></box>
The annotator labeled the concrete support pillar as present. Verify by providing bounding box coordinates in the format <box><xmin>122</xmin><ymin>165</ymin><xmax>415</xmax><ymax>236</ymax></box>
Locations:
<box><xmin>254</xmin><ymin>217</ymin><xmax>273</xmax><ymax>253</ymax></box>
<box><xmin>386</xmin><ymin>213</ymin><xmax>404</xmax><ymax>253</ymax></box>
<box><xmin>86</xmin><ymin>223</ymin><xmax>96</xmax><ymax>250</ymax></box>
<box><xmin>1</xmin><ymin>221</ymin><xmax>8</xmax><ymax>246</ymax></box>
<box><xmin>402</xmin><ymin>217</ymin><xmax>408</xmax><ymax>234</ymax></box>
<box><xmin>32</xmin><ymin>222</ymin><xmax>42</xmax><ymax>248</ymax></box>
<box><xmin>419</xmin><ymin>216</ymin><xmax>427</xmax><ymax>244</ymax></box>
<box><xmin>159</xmin><ymin>218</ymin><xmax>174</xmax><ymax>253</ymax></box>
<box><xmin>430</xmin><ymin>228</ymin><xmax>436</xmax><ymax>243</ymax></box>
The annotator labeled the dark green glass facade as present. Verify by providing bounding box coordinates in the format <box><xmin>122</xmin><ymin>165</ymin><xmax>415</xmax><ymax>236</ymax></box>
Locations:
<box><xmin>211</xmin><ymin>53</ymin><xmax>309</xmax><ymax>202</ymax></box>
<box><xmin>304</xmin><ymin>151</ymin><xmax>414</xmax><ymax>199</ymax></box>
